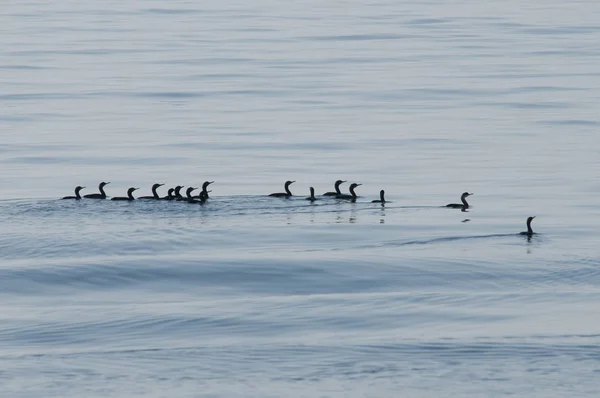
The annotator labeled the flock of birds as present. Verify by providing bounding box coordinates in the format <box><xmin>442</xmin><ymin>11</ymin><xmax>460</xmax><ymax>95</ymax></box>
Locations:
<box><xmin>62</xmin><ymin>179</ymin><xmax>537</xmax><ymax>236</ymax></box>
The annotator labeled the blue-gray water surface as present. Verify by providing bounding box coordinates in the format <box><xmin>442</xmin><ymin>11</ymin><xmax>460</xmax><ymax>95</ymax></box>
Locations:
<box><xmin>2</xmin><ymin>1</ymin><xmax>600</xmax><ymax>397</ymax></box>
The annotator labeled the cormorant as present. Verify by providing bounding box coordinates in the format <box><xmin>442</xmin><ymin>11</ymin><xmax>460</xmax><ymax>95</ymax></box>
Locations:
<box><xmin>323</xmin><ymin>180</ymin><xmax>346</xmax><ymax>196</ymax></box>
<box><xmin>62</xmin><ymin>186</ymin><xmax>85</xmax><ymax>200</ymax></box>
<box><xmin>162</xmin><ymin>188</ymin><xmax>175</xmax><ymax>200</ymax></box>
<box><xmin>519</xmin><ymin>216</ymin><xmax>536</xmax><ymax>236</ymax></box>
<box><xmin>194</xmin><ymin>181</ymin><xmax>214</xmax><ymax>199</ymax></box>
<box><xmin>111</xmin><ymin>187</ymin><xmax>139</xmax><ymax>201</ymax></box>
<box><xmin>83</xmin><ymin>182</ymin><xmax>110</xmax><ymax>199</ymax></box>
<box><xmin>138</xmin><ymin>183</ymin><xmax>165</xmax><ymax>199</ymax></box>
<box><xmin>202</xmin><ymin>181</ymin><xmax>213</xmax><ymax>199</ymax></box>
<box><xmin>174</xmin><ymin>186</ymin><xmax>185</xmax><ymax>200</ymax></box>
<box><xmin>306</xmin><ymin>187</ymin><xmax>317</xmax><ymax>201</ymax></box>
<box><xmin>446</xmin><ymin>192</ymin><xmax>473</xmax><ymax>209</ymax></box>
<box><xmin>184</xmin><ymin>187</ymin><xmax>198</xmax><ymax>202</ymax></box>
<box><xmin>372</xmin><ymin>190</ymin><xmax>386</xmax><ymax>203</ymax></box>
<box><xmin>336</xmin><ymin>183</ymin><xmax>361</xmax><ymax>200</ymax></box>
<box><xmin>269</xmin><ymin>181</ymin><xmax>295</xmax><ymax>197</ymax></box>
<box><xmin>190</xmin><ymin>190</ymin><xmax>211</xmax><ymax>204</ymax></box>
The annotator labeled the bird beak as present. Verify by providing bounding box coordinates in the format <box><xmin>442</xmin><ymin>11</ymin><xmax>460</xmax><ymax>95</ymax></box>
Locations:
<box><xmin>106</xmin><ymin>182</ymin><xmax>111</xmax><ymax>185</ymax></box>
<box><xmin>532</xmin><ymin>216</ymin><xmax>536</xmax><ymax>219</ymax></box>
<box><xmin>356</xmin><ymin>183</ymin><xmax>362</xmax><ymax>186</ymax></box>
<box><xmin>341</xmin><ymin>180</ymin><xmax>347</xmax><ymax>183</ymax></box>
<box><xmin>209</xmin><ymin>181</ymin><xmax>214</xmax><ymax>184</ymax></box>
<box><xmin>207</xmin><ymin>190</ymin><xmax>212</xmax><ymax>193</ymax></box>
<box><xmin>134</xmin><ymin>188</ymin><xmax>139</xmax><ymax>191</ymax></box>
<box><xmin>291</xmin><ymin>181</ymin><xmax>296</xmax><ymax>184</ymax></box>
<box><xmin>158</xmin><ymin>183</ymin><xmax>165</xmax><ymax>186</ymax></box>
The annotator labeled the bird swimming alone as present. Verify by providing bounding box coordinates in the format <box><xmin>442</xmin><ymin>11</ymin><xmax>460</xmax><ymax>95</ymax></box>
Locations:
<box><xmin>111</xmin><ymin>187</ymin><xmax>139</xmax><ymax>201</ymax></box>
<box><xmin>83</xmin><ymin>182</ymin><xmax>110</xmax><ymax>199</ymax></box>
<box><xmin>269</xmin><ymin>181</ymin><xmax>295</xmax><ymax>197</ymax></box>
<box><xmin>62</xmin><ymin>186</ymin><xmax>85</xmax><ymax>200</ymax></box>
<box><xmin>372</xmin><ymin>189</ymin><xmax>386</xmax><ymax>204</ymax></box>
<box><xmin>306</xmin><ymin>187</ymin><xmax>317</xmax><ymax>201</ymax></box>
<box><xmin>138</xmin><ymin>183</ymin><xmax>165</xmax><ymax>199</ymax></box>
<box><xmin>446</xmin><ymin>192</ymin><xmax>473</xmax><ymax>209</ymax></box>
<box><xmin>336</xmin><ymin>183</ymin><xmax>361</xmax><ymax>200</ymax></box>
<box><xmin>519</xmin><ymin>216</ymin><xmax>536</xmax><ymax>236</ymax></box>
<box><xmin>323</xmin><ymin>180</ymin><xmax>346</xmax><ymax>196</ymax></box>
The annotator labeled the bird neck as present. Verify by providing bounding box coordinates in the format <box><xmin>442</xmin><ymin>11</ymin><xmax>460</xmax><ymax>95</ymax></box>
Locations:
<box><xmin>461</xmin><ymin>196</ymin><xmax>469</xmax><ymax>207</ymax></box>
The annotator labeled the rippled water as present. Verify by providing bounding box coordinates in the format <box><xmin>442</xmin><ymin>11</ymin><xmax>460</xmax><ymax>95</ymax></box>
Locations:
<box><xmin>2</xmin><ymin>1</ymin><xmax>600</xmax><ymax>397</ymax></box>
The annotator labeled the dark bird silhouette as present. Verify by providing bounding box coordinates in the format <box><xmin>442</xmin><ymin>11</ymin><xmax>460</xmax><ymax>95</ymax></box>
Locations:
<box><xmin>202</xmin><ymin>181</ymin><xmax>213</xmax><ymax>199</ymax></box>
<box><xmin>306</xmin><ymin>187</ymin><xmax>317</xmax><ymax>202</ymax></box>
<box><xmin>372</xmin><ymin>190</ymin><xmax>386</xmax><ymax>204</ymax></box>
<box><xmin>519</xmin><ymin>216</ymin><xmax>536</xmax><ymax>236</ymax></box>
<box><xmin>194</xmin><ymin>181</ymin><xmax>214</xmax><ymax>200</ymax></box>
<box><xmin>336</xmin><ymin>183</ymin><xmax>361</xmax><ymax>200</ymax></box>
<box><xmin>174</xmin><ymin>186</ymin><xmax>185</xmax><ymax>201</ymax></box>
<box><xmin>162</xmin><ymin>188</ymin><xmax>175</xmax><ymax>200</ymax></box>
<box><xmin>83</xmin><ymin>182</ymin><xmax>110</xmax><ymax>199</ymax></box>
<box><xmin>323</xmin><ymin>180</ymin><xmax>346</xmax><ymax>196</ymax></box>
<box><xmin>446</xmin><ymin>192</ymin><xmax>473</xmax><ymax>209</ymax></box>
<box><xmin>111</xmin><ymin>187</ymin><xmax>139</xmax><ymax>201</ymax></box>
<box><xmin>269</xmin><ymin>181</ymin><xmax>295</xmax><ymax>197</ymax></box>
<box><xmin>62</xmin><ymin>186</ymin><xmax>85</xmax><ymax>200</ymax></box>
<box><xmin>184</xmin><ymin>187</ymin><xmax>198</xmax><ymax>202</ymax></box>
<box><xmin>138</xmin><ymin>183</ymin><xmax>165</xmax><ymax>199</ymax></box>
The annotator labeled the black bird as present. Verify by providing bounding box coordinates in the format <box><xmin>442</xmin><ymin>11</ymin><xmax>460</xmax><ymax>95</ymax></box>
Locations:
<box><xmin>174</xmin><ymin>186</ymin><xmax>185</xmax><ymax>200</ymax></box>
<box><xmin>62</xmin><ymin>186</ymin><xmax>85</xmax><ymax>200</ymax></box>
<box><xmin>336</xmin><ymin>183</ymin><xmax>361</xmax><ymax>200</ymax></box>
<box><xmin>83</xmin><ymin>182</ymin><xmax>110</xmax><ymax>199</ymax></box>
<box><xmin>184</xmin><ymin>187</ymin><xmax>198</xmax><ymax>202</ymax></box>
<box><xmin>446</xmin><ymin>192</ymin><xmax>473</xmax><ymax>209</ymax></box>
<box><xmin>190</xmin><ymin>190</ymin><xmax>211</xmax><ymax>204</ymax></box>
<box><xmin>202</xmin><ymin>181</ymin><xmax>214</xmax><ymax>199</ymax></box>
<box><xmin>111</xmin><ymin>187</ymin><xmax>139</xmax><ymax>201</ymax></box>
<box><xmin>372</xmin><ymin>190</ymin><xmax>386</xmax><ymax>204</ymax></box>
<box><xmin>194</xmin><ymin>181</ymin><xmax>214</xmax><ymax>200</ymax></box>
<box><xmin>306</xmin><ymin>187</ymin><xmax>317</xmax><ymax>202</ymax></box>
<box><xmin>269</xmin><ymin>181</ymin><xmax>295</xmax><ymax>197</ymax></box>
<box><xmin>138</xmin><ymin>183</ymin><xmax>165</xmax><ymax>199</ymax></box>
<box><xmin>519</xmin><ymin>216</ymin><xmax>536</xmax><ymax>236</ymax></box>
<box><xmin>323</xmin><ymin>180</ymin><xmax>346</xmax><ymax>196</ymax></box>
<box><xmin>162</xmin><ymin>188</ymin><xmax>175</xmax><ymax>200</ymax></box>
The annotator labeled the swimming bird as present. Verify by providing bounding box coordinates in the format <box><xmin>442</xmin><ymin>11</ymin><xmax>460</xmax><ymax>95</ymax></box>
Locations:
<box><xmin>269</xmin><ymin>181</ymin><xmax>295</xmax><ymax>197</ymax></box>
<box><xmin>83</xmin><ymin>182</ymin><xmax>110</xmax><ymax>199</ymax></box>
<box><xmin>519</xmin><ymin>216</ymin><xmax>536</xmax><ymax>236</ymax></box>
<box><xmin>62</xmin><ymin>186</ymin><xmax>85</xmax><ymax>200</ymax></box>
<box><xmin>194</xmin><ymin>181</ymin><xmax>214</xmax><ymax>200</ymax></box>
<box><xmin>306</xmin><ymin>187</ymin><xmax>317</xmax><ymax>201</ymax></box>
<box><xmin>111</xmin><ymin>187</ymin><xmax>139</xmax><ymax>201</ymax></box>
<box><xmin>336</xmin><ymin>183</ymin><xmax>361</xmax><ymax>200</ymax></box>
<box><xmin>174</xmin><ymin>186</ymin><xmax>185</xmax><ymax>200</ymax></box>
<box><xmin>446</xmin><ymin>192</ymin><xmax>473</xmax><ymax>209</ymax></box>
<box><xmin>323</xmin><ymin>180</ymin><xmax>346</xmax><ymax>196</ymax></box>
<box><xmin>138</xmin><ymin>183</ymin><xmax>165</xmax><ymax>199</ymax></box>
<box><xmin>372</xmin><ymin>190</ymin><xmax>386</xmax><ymax>204</ymax></box>
<box><xmin>162</xmin><ymin>188</ymin><xmax>175</xmax><ymax>200</ymax></box>
<box><xmin>184</xmin><ymin>187</ymin><xmax>198</xmax><ymax>202</ymax></box>
<box><xmin>190</xmin><ymin>190</ymin><xmax>211</xmax><ymax>204</ymax></box>
<box><xmin>202</xmin><ymin>181</ymin><xmax>213</xmax><ymax>199</ymax></box>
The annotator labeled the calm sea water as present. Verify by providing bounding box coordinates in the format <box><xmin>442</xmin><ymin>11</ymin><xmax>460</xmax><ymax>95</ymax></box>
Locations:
<box><xmin>2</xmin><ymin>1</ymin><xmax>600</xmax><ymax>397</ymax></box>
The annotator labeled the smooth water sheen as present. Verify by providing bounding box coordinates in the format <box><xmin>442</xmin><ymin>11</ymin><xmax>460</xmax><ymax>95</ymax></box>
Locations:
<box><xmin>2</xmin><ymin>1</ymin><xmax>600</xmax><ymax>397</ymax></box>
